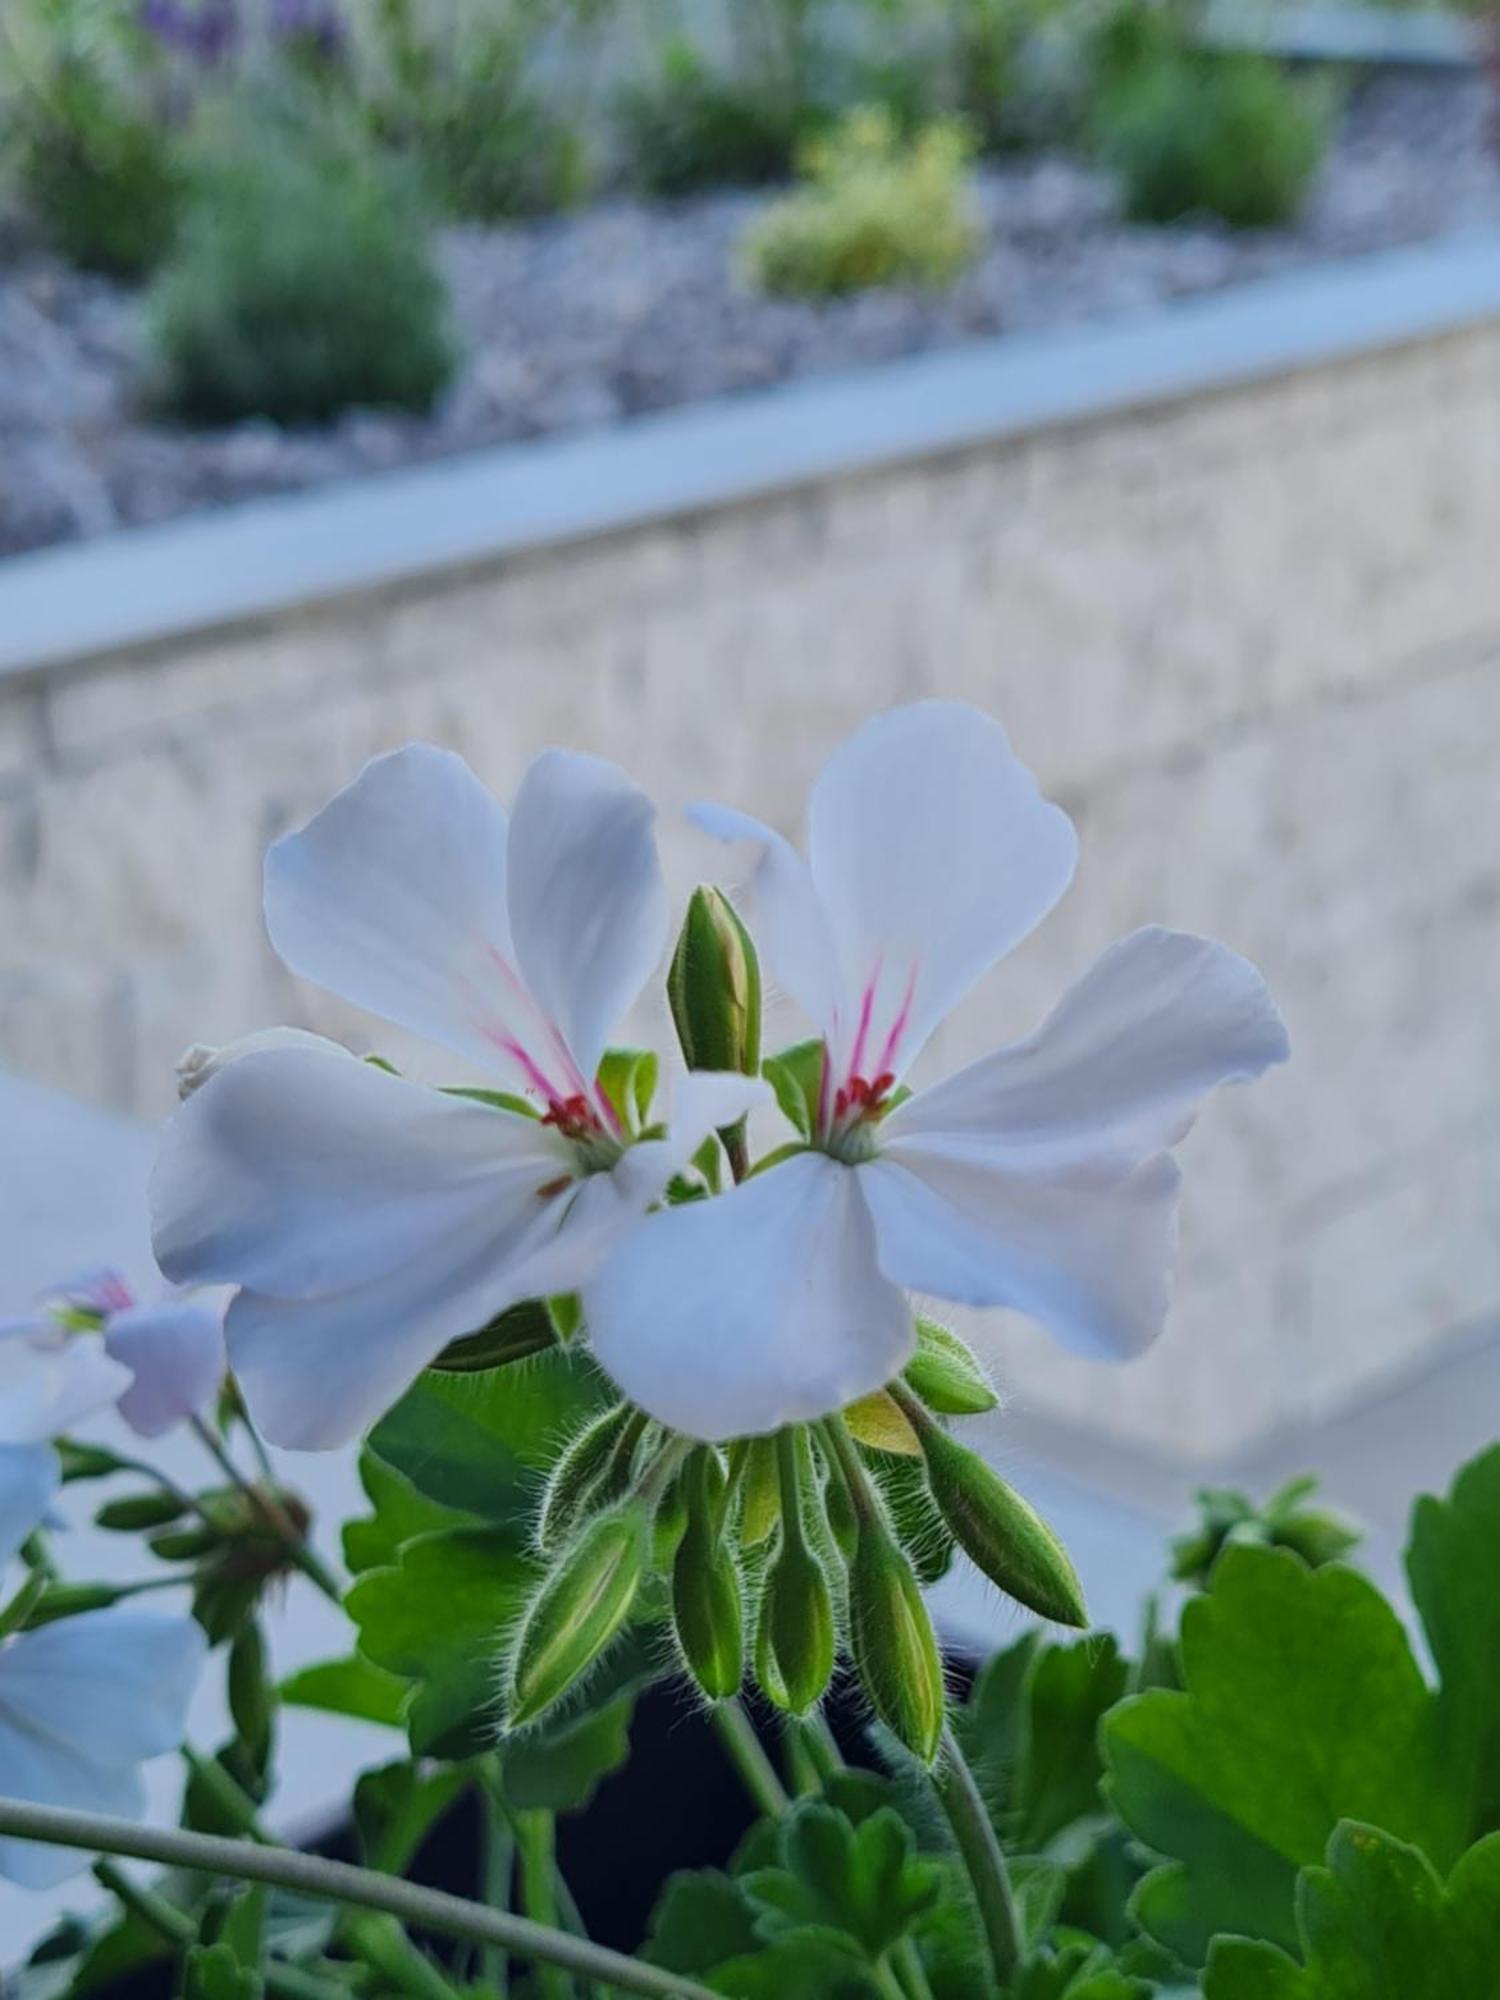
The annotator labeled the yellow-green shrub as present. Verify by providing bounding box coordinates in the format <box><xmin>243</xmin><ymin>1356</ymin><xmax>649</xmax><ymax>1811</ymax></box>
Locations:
<box><xmin>739</xmin><ymin>107</ymin><xmax>979</xmax><ymax>299</ymax></box>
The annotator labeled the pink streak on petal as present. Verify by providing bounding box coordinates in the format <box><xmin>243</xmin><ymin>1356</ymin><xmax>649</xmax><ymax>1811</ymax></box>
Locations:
<box><xmin>846</xmin><ymin>966</ymin><xmax>880</xmax><ymax>1088</ymax></box>
<box><xmin>874</xmin><ymin>962</ymin><xmax>920</xmax><ymax>1080</ymax></box>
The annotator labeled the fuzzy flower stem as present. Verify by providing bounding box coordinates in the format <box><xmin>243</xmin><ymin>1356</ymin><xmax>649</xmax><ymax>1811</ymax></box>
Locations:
<box><xmin>0</xmin><ymin>1798</ymin><xmax>721</xmax><ymax>2000</ymax></box>
<box><xmin>932</xmin><ymin>1722</ymin><xmax>1023</xmax><ymax>1988</ymax></box>
<box><xmin>710</xmin><ymin>1700</ymin><xmax>789</xmax><ymax>1821</ymax></box>
<box><xmin>189</xmin><ymin>1415</ymin><xmax>342</xmax><ymax>1603</ymax></box>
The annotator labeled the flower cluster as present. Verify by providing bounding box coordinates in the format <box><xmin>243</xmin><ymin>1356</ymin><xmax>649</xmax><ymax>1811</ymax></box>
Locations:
<box><xmin>141</xmin><ymin>700</ymin><xmax>1285</xmax><ymax>1756</ymax></box>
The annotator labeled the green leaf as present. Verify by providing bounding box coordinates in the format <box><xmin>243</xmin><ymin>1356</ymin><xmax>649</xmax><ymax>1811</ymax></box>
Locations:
<box><xmin>367</xmin><ymin>1347</ymin><xmax>613</xmax><ymax>1522</ymax></box>
<box><xmin>645</xmin><ymin>1871</ymin><xmax>762</xmax><ymax>1973</ymax></box>
<box><xmin>1204</xmin><ymin>1823</ymin><xmax>1500</xmax><ymax>1998</ymax></box>
<box><xmin>347</xmin><ymin>1526</ymin><xmax>539</xmax><ymax>1758</ymax></box>
<box><xmin>1405</xmin><ymin>1440</ymin><xmax>1500</xmax><ymax>1838</ymax></box>
<box><xmin>182</xmin><ymin>1942</ymin><xmax>260</xmax><ymax>2000</ymax></box>
<box><xmin>741</xmin><ymin>1803</ymin><xmax>941</xmax><ymax>1962</ymax></box>
<box><xmin>598</xmin><ymin>1046</ymin><xmax>660</xmax><ymax>1133</ymax></box>
<box><xmin>1011</xmin><ymin>1938</ymin><xmax>1154</xmax><ymax>1998</ymax></box>
<box><xmin>353</xmin><ymin>1760</ymin><xmax>467</xmax><ymax>1874</ymax></box>
<box><xmin>1102</xmin><ymin>1545</ymin><xmax>1462</xmax><ymax>1966</ymax></box>
<box><xmin>762</xmin><ymin>1039</ymin><xmax>825</xmax><ymax>1139</ymax></box>
<box><xmin>430</xmin><ymin>1299</ymin><xmax>559</xmax><ymax>1373</ymax></box>
<box><xmin>342</xmin><ymin>1448</ymin><xmax>474</xmax><ymax>1576</ymax></box>
<box><xmin>1012</xmin><ymin>1637</ymin><xmax>1130</xmax><ymax>1850</ymax></box>
<box><xmin>501</xmin><ymin>1629</ymin><xmax>657</xmax><ymax>1811</ymax></box>
<box><xmin>953</xmin><ymin>1630</ymin><xmax>1043</xmax><ymax>1826</ymax></box>
<box><xmin>279</xmin><ymin>1655</ymin><xmax>408</xmax><ymax>1729</ymax></box>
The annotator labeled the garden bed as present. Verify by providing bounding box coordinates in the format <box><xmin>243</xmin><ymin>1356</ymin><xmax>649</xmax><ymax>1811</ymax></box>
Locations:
<box><xmin>2</xmin><ymin>68</ymin><xmax>1496</xmax><ymax>562</ymax></box>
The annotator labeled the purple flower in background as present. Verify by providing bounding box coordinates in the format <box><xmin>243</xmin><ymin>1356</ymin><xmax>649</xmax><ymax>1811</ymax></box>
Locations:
<box><xmin>138</xmin><ymin>0</ymin><xmax>241</xmax><ymax>67</ymax></box>
<box><xmin>269</xmin><ymin>0</ymin><xmax>347</xmax><ymax>65</ymax></box>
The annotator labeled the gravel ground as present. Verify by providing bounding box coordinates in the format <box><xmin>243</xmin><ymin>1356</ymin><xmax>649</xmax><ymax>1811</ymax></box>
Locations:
<box><xmin>2</xmin><ymin>71</ymin><xmax>1498</xmax><ymax>559</ymax></box>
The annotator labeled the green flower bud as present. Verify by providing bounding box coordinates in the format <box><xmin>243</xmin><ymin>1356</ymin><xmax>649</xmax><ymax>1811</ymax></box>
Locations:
<box><xmin>96</xmin><ymin>1491</ymin><xmax>188</xmax><ymax>1532</ymax></box>
<box><xmin>228</xmin><ymin>1621</ymin><xmax>274</xmax><ymax>1771</ymax></box>
<box><xmin>673</xmin><ymin>1460</ymin><xmax>745</xmax><ymax>1703</ymax></box>
<box><xmin>508</xmin><ymin>1505</ymin><xmax>648</xmax><ymax>1728</ymax></box>
<box><xmin>918</xmin><ymin>1425</ymin><xmax>1086</xmax><ymax>1628</ymax></box>
<box><xmin>904</xmin><ymin>1317</ymin><xmax>998</xmax><ymax>1415</ymax></box>
<box><xmin>669</xmin><ymin>887</ymin><xmax>762</xmax><ymax>1076</ymax></box>
<box><xmin>756</xmin><ymin>1538</ymin><xmax>835</xmax><ymax>1715</ymax></box>
<box><xmin>848</xmin><ymin>1518</ymin><xmax>946</xmax><ymax>1764</ymax></box>
<box><xmin>23</xmin><ymin>1581</ymin><xmax>137</xmax><ymax>1627</ymax></box>
<box><xmin>536</xmin><ymin>1404</ymin><xmax>633</xmax><ymax>1553</ymax></box>
<box><xmin>150</xmin><ymin>1525</ymin><xmax>222</xmax><ymax>1563</ymax></box>
<box><xmin>737</xmin><ymin>1436</ymin><xmax>780</xmax><ymax>1548</ymax></box>
<box><xmin>431</xmin><ymin>1299</ymin><xmax>557</xmax><ymax>1373</ymax></box>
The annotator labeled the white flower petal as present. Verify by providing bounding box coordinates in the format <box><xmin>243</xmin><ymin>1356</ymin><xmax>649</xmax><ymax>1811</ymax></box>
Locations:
<box><xmin>0</xmin><ymin>1608</ymin><xmax>204</xmax><ymax>1767</ymax></box>
<box><xmin>688</xmin><ymin>802</ymin><xmax>843</xmax><ymax>1036</ymax></box>
<box><xmin>807</xmin><ymin>702</ymin><xmax>1078</xmax><ymax>1076</ymax></box>
<box><xmin>264</xmin><ymin>744</ymin><xmax>518</xmax><ymax>1073</ymax></box>
<box><xmin>105</xmin><ymin>1299</ymin><xmax>227</xmax><ymax>1438</ymax></box>
<box><xmin>152</xmin><ymin>1045</ymin><xmax>571</xmax><ymax>1300</ymax></box>
<box><xmin>0</xmin><ymin>1447</ymin><xmax>58</xmax><ymax>1570</ymax></box>
<box><xmin>585</xmin><ymin>1151</ymin><xmax>914</xmax><ymax>1440</ymax></box>
<box><xmin>506</xmin><ymin>749</ymin><xmax>669</xmax><ymax>1088</ymax></box>
<box><xmin>859</xmin><ymin>1150</ymin><xmax>1181</xmax><ymax>1361</ymax></box>
<box><xmin>884</xmin><ymin>927</ymin><xmax>1289</xmax><ymax>1167</ymax></box>
<box><xmin>177</xmin><ymin>1026</ymin><xmax>339</xmax><ymax>1100</ymax></box>
<box><xmin>227</xmin><ymin>1160</ymin><xmax>637</xmax><ymax>1450</ymax></box>
<box><xmin>0</xmin><ymin>1340</ymin><xmax>132</xmax><ymax>1445</ymax></box>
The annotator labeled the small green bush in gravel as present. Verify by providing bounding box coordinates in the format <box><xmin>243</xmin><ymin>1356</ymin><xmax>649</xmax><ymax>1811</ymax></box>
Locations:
<box><xmin>617</xmin><ymin>40</ymin><xmax>804</xmax><ymax>196</ymax></box>
<box><xmin>1094</xmin><ymin>51</ymin><xmax>1331</xmax><ymax>229</ymax></box>
<box><xmin>740</xmin><ymin>106</ymin><xmax>979</xmax><ymax>298</ymax></box>
<box><xmin>147</xmin><ymin>130</ymin><xmax>454</xmax><ymax>427</ymax></box>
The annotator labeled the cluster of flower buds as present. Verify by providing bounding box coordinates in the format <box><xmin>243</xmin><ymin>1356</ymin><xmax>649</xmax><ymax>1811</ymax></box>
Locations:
<box><xmin>489</xmin><ymin>888</ymin><xmax>1087</xmax><ymax>1762</ymax></box>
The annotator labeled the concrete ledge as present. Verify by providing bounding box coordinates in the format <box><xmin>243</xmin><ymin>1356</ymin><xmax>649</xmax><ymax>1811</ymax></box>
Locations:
<box><xmin>4</xmin><ymin>226</ymin><xmax>1500</xmax><ymax>680</ymax></box>
<box><xmin>1199</xmin><ymin>0</ymin><xmax>1477</xmax><ymax>66</ymax></box>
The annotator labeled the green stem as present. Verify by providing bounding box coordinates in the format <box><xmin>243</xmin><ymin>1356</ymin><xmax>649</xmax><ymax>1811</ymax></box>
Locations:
<box><xmin>480</xmin><ymin>1773</ymin><xmax>514</xmax><ymax>1997</ymax></box>
<box><xmin>891</xmin><ymin>1938</ymin><xmax>937</xmax><ymax>2000</ymax></box>
<box><xmin>710</xmin><ymin>1700</ymin><xmax>789</xmax><ymax>1820</ymax></box>
<box><xmin>0</xmin><ymin>1797</ymin><xmax>719</xmax><ymax>2000</ymax></box>
<box><xmin>341</xmin><ymin>1912</ymin><xmax>461</xmax><ymax>2000</ymax></box>
<box><xmin>516</xmin><ymin>1812</ymin><xmax>570</xmax><ymax>2000</ymax></box>
<box><xmin>94</xmin><ymin>1857</ymin><xmax>192</xmax><ymax>1942</ymax></box>
<box><xmin>818</xmin><ymin>1415</ymin><xmax>878</xmax><ymax>1524</ymax></box>
<box><xmin>932</xmin><ymin>1723</ymin><xmax>1023</xmax><ymax>1989</ymax></box>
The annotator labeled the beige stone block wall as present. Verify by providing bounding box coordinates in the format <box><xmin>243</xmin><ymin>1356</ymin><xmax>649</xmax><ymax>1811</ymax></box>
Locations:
<box><xmin>4</xmin><ymin>324</ymin><xmax>1499</xmax><ymax>1463</ymax></box>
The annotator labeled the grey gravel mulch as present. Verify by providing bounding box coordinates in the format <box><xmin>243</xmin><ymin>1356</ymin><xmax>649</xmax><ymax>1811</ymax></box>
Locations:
<box><xmin>2</xmin><ymin>71</ymin><xmax>1497</xmax><ymax>559</ymax></box>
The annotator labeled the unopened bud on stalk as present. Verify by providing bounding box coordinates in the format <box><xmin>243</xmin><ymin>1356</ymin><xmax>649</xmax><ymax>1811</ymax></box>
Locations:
<box><xmin>508</xmin><ymin>1504</ymin><xmax>649</xmax><ymax>1728</ymax></box>
<box><xmin>668</xmin><ymin>887</ymin><xmax>762</xmax><ymax>1077</ymax></box>
<box><xmin>96</xmin><ymin>1491</ymin><xmax>188</xmax><ymax>1532</ymax></box>
<box><xmin>918</xmin><ymin>1425</ymin><xmax>1086</xmax><ymax>1628</ymax></box>
<box><xmin>673</xmin><ymin>1453</ymin><xmax>744</xmax><ymax>1702</ymax></box>
<box><xmin>738</xmin><ymin>1436</ymin><xmax>781</xmax><ymax>1548</ymax></box>
<box><xmin>536</xmin><ymin>1404</ymin><xmax>633</xmax><ymax>1553</ymax></box>
<box><xmin>756</xmin><ymin>1537</ymin><xmax>835</xmax><ymax>1715</ymax></box>
<box><xmin>904</xmin><ymin>1318</ymin><xmax>999</xmax><ymax>1416</ymax></box>
<box><xmin>847</xmin><ymin>1517</ymin><xmax>946</xmax><ymax>1764</ymax></box>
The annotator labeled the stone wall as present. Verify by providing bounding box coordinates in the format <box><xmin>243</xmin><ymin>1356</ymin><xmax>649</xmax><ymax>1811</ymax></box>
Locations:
<box><xmin>3</xmin><ymin>321</ymin><xmax>1499</xmax><ymax>1464</ymax></box>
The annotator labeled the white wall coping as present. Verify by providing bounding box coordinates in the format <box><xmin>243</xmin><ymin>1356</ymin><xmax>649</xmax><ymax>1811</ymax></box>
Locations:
<box><xmin>4</xmin><ymin>226</ymin><xmax>1500</xmax><ymax>682</ymax></box>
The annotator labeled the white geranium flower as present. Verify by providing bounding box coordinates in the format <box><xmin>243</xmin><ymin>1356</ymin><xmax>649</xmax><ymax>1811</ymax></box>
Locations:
<box><xmin>0</xmin><ymin>1302</ymin><xmax>137</xmax><ymax>1562</ymax></box>
<box><xmin>0</xmin><ymin>1270</ymin><xmax>226</xmax><ymax>1443</ymax></box>
<box><xmin>585</xmin><ymin>702</ymin><xmax>1289</xmax><ymax>1441</ymax></box>
<box><xmin>152</xmin><ymin>743</ymin><xmax>764</xmax><ymax>1450</ymax></box>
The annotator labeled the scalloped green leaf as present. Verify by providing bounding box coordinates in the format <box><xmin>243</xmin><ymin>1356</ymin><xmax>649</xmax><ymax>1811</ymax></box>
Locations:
<box><xmin>1102</xmin><ymin>1545</ymin><xmax>1463</xmax><ymax>1966</ymax></box>
<box><xmin>1204</xmin><ymin>1823</ymin><xmax>1500</xmax><ymax>1998</ymax></box>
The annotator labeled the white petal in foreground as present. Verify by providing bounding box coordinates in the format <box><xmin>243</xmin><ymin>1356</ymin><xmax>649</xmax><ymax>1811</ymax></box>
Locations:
<box><xmin>152</xmin><ymin>1044</ymin><xmax>572</xmax><ymax>1300</ymax></box>
<box><xmin>0</xmin><ymin>1609</ymin><xmax>204</xmax><ymax>1887</ymax></box>
<box><xmin>105</xmin><ymin>1299</ymin><xmax>227</xmax><ymax>1438</ymax></box>
<box><xmin>505</xmin><ymin>749</ymin><xmax>668</xmax><ymax>1089</ymax></box>
<box><xmin>585</xmin><ymin>1151</ymin><xmax>914</xmax><ymax>1441</ymax></box>
<box><xmin>0</xmin><ymin>1445</ymin><xmax>58</xmax><ymax>1570</ymax></box>
<box><xmin>177</xmin><ymin>1026</ymin><xmax>339</xmax><ymax>1101</ymax></box>
<box><xmin>264</xmin><ymin>743</ymin><xmax>517</xmax><ymax>1073</ymax></box>
<box><xmin>0</xmin><ymin>1338</ymin><xmax>132</xmax><ymax>1446</ymax></box>
<box><xmin>860</xmin><ymin>1150</ymin><xmax>1181</xmax><ymax>1361</ymax></box>
<box><xmin>882</xmin><ymin>927</ymin><xmax>1290</xmax><ymax>1169</ymax></box>
<box><xmin>806</xmin><ymin>702</ymin><xmax>1078</xmax><ymax>1076</ymax></box>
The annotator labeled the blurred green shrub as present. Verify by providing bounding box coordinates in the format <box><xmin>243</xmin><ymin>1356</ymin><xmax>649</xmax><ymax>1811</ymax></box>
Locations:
<box><xmin>147</xmin><ymin>125</ymin><xmax>455</xmax><ymax>425</ymax></box>
<box><xmin>740</xmin><ymin>105</ymin><xmax>978</xmax><ymax>298</ymax></box>
<box><xmin>11</xmin><ymin>64</ymin><xmax>182</xmax><ymax>274</ymax></box>
<box><xmin>365</xmin><ymin>2</ymin><xmax>594</xmax><ymax>219</ymax></box>
<box><xmin>616</xmin><ymin>38</ymin><xmax>805</xmax><ymax>195</ymax></box>
<box><xmin>1093</xmin><ymin>45</ymin><xmax>1331</xmax><ymax>228</ymax></box>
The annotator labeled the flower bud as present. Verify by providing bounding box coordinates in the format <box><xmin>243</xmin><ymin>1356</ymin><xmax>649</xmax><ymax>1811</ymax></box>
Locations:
<box><xmin>737</xmin><ymin>1436</ymin><xmax>781</xmax><ymax>1548</ymax></box>
<box><xmin>96</xmin><ymin>1491</ymin><xmax>188</xmax><ymax>1532</ymax></box>
<box><xmin>228</xmin><ymin>1620</ymin><xmax>274</xmax><ymax>1772</ymax></box>
<box><xmin>918</xmin><ymin>1426</ymin><xmax>1086</xmax><ymax>1628</ymax></box>
<box><xmin>23</xmin><ymin>1581</ymin><xmax>138</xmax><ymax>1627</ymax></box>
<box><xmin>508</xmin><ymin>1504</ymin><xmax>648</xmax><ymax>1728</ymax></box>
<box><xmin>848</xmin><ymin>1518</ymin><xmax>945</xmax><ymax>1764</ymax></box>
<box><xmin>756</xmin><ymin>1537</ymin><xmax>835</xmax><ymax>1716</ymax></box>
<box><xmin>904</xmin><ymin>1318</ymin><xmax>998</xmax><ymax>1415</ymax></box>
<box><xmin>673</xmin><ymin>1521</ymin><xmax>745</xmax><ymax>1703</ymax></box>
<box><xmin>668</xmin><ymin>887</ymin><xmax>762</xmax><ymax>1077</ymax></box>
<box><xmin>536</xmin><ymin>1404</ymin><xmax>633</xmax><ymax>1553</ymax></box>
